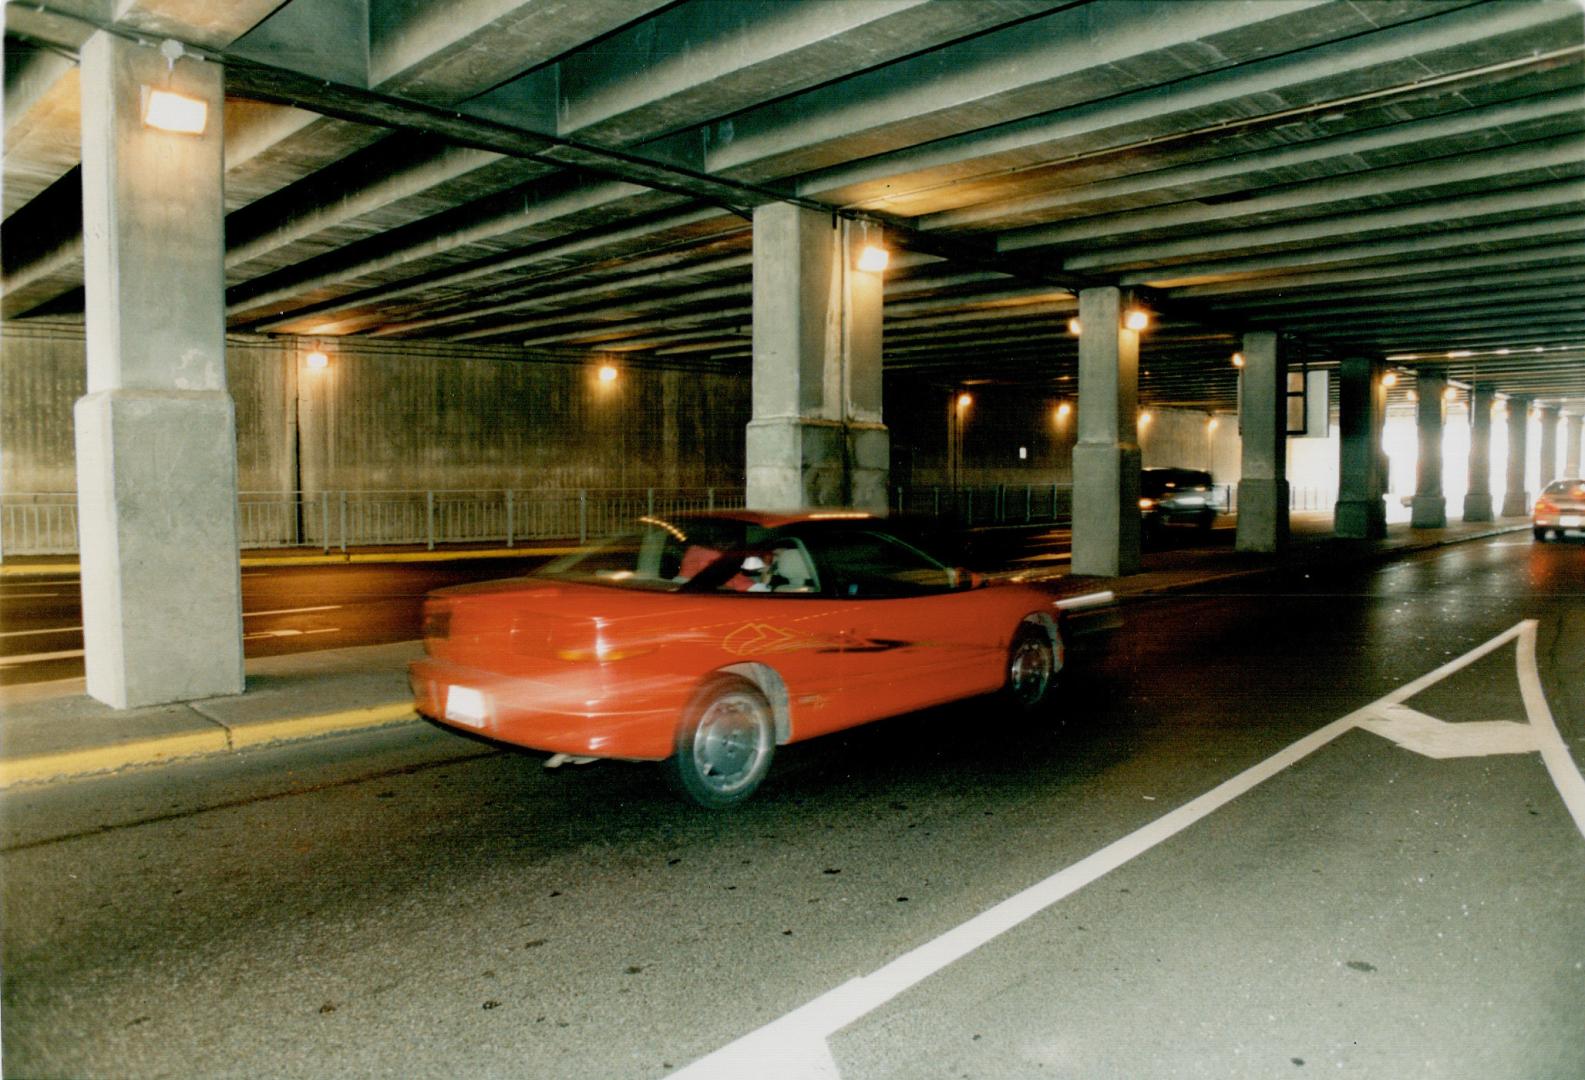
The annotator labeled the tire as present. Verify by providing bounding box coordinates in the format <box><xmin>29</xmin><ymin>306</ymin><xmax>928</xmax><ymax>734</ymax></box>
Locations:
<box><xmin>1534</xmin><ymin>527</ymin><xmax>1550</xmax><ymax>542</ymax></box>
<box><xmin>662</xmin><ymin>675</ymin><xmax>776</xmax><ymax>808</ymax></box>
<box><xmin>1003</xmin><ymin>623</ymin><xmax>1060</xmax><ymax>714</ymax></box>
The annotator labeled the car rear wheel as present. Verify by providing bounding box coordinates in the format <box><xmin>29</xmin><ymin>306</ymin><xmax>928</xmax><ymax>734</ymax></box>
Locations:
<box><xmin>663</xmin><ymin>675</ymin><xmax>775</xmax><ymax>808</ymax></box>
<box><xmin>1535</xmin><ymin>527</ymin><xmax>1550</xmax><ymax>542</ymax></box>
<box><xmin>1004</xmin><ymin>624</ymin><xmax>1059</xmax><ymax>713</ymax></box>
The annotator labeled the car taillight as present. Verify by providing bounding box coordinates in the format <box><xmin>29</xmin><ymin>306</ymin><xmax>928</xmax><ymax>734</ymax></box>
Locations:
<box><xmin>1535</xmin><ymin>499</ymin><xmax>1557</xmax><ymax>514</ymax></box>
<box><xmin>421</xmin><ymin>603</ymin><xmax>451</xmax><ymax>640</ymax></box>
<box><xmin>1138</xmin><ymin>498</ymin><xmax>1157</xmax><ymax>510</ymax></box>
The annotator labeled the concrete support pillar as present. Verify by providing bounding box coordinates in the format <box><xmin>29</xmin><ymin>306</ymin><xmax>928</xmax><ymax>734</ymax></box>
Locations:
<box><xmin>1537</xmin><ymin>405</ymin><xmax>1559</xmax><ymax>489</ymax></box>
<box><xmin>1463</xmin><ymin>383</ymin><xmax>1495</xmax><ymax>522</ymax></box>
<box><xmin>1071</xmin><ymin>286</ymin><xmax>1141</xmax><ymax>577</ymax></box>
<box><xmin>1566</xmin><ymin>413</ymin><xmax>1583</xmax><ymax>478</ymax></box>
<box><xmin>1500</xmin><ymin>397</ymin><xmax>1532</xmax><ymax>517</ymax></box>
<box><xmin>75</xmin><ymin>32</ymin><xmax>243</xmax><ymax>708</ymax></box>
<box><xmin>1334</xmin><ymin>357</ymin><xmax>1388</xmax><ymax>539</ymax></box>
<box><xmin>746</xmin><ymin>205</ymin><xmax>887</xmax><ymax>510</ymax></box>
<box><xmin>1234</xmin><ymin>330</ymin><xmax>1289</xmax><ymax>552</ymax></box>
<box><xmin>1410</xmin><ymin>369</ymin><xmax>1448</xmax><ymax>529</ymax></box>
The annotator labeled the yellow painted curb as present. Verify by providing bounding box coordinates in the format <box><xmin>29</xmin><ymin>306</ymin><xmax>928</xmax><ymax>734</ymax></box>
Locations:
<box><xmin>228</xmin><ymin>702</ymin><xmax>417</xmax><ymax>749</ymax></box>
<box><xmin>0</xmin><ymin>729</ymin><xmax>230</xmax><ymax>787</ymax></box>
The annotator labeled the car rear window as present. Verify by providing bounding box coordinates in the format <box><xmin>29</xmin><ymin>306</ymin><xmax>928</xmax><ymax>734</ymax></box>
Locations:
<box><xmin>537</xmin><ymin>516</ymin><xmax>770</xmax><ymax>589</ymax></box>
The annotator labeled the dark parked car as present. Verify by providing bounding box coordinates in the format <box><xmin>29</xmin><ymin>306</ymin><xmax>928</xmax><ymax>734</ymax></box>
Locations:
<box><xmin>1139</xmin><ymin>468</ymin><xmax>1219</xmax><ymax>537</ymax></box>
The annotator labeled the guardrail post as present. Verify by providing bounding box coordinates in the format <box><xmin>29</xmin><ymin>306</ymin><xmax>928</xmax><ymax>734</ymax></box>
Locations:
<box><xmin>579</xmin><ymin>489</ymin><xmax>588</xmax><ymax>544</ymax></box>
<box><xmin>505</xmin><ymin>489</ymin><xmax>514</xmax><ymax>547</ymax></box>
<box><xmin>320</xmin><ymin>491</ymin><xmax>330</xmax><ymax>553</ymax></box>
<box><xmin>1025</xmin><ymin>484</ymin><xmax>1032</xmax><ymax>522</ymax></box>
<box><xmin>707</xmin><ymin>488</ymin><xmax>715</xmax><ymax>511</ymax></box>
<box><xmin>426</xmin><ymin>490</ymin><xmax>435</xmax><ymax>551</ymax></box>
<box><xmin>339</xmin><ymin>491</ymin><xmax>348</xmax><ymax>553</ymax></box>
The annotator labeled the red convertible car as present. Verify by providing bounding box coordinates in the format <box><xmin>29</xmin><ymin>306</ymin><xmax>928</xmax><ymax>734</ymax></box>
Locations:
<box><xmin>410</xmin><ymin>511</ymin><xmax>1111</xmax><ymax>807</ymax></box>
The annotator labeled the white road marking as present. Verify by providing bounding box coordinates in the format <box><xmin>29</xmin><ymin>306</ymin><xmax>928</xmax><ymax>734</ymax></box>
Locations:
<box><xmin>0</xmin><ymin>648</ymin><xmax>84</xmax><ymax>667</ymax></box>
<box><xmin>667</xmin><ymin>619</ymin><xmax>1580</xmax><ymax>1079</ymax></box>
<box><xmin>1359</xmin><ymin>705</ymin><xmax>1540</xmax><ymax>759</ymax></box>
<box><xmin>1517</xmin><ymin>620</ymin><xmax>1585</xmax><ymax>838</ymax></box>
<box><xmin>242</xmin><ymin>605</ymin><xmax>341</xmax><ymax>617</ymax></box>
<box><xmin>243</xmin><ymin>627</ymin><xmax>340</xmax><ymax>640</ymax></box>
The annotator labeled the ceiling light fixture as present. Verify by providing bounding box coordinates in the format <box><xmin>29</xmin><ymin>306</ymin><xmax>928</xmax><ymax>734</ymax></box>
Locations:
<box><xmin>854</xmin><ymin>219</ymin><xmax>888</xmax><ymax>273</ymax></box>
<box><xmin>1123</xmin><ymin>308</ymin><xmax>1151</xmax><ymax>332</ymax></box>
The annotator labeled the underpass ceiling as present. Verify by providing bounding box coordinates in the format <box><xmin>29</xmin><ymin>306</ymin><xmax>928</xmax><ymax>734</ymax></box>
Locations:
<box><xmin>3</xmin><ymin>0</ymin><xmax>1583</xmax><ymax>413</ymax></box>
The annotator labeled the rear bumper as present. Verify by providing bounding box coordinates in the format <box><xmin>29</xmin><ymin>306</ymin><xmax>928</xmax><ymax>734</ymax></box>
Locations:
<box><xmin>408</xmin><ymin>655</ymin><xmax>682</xmax><ymax>760</ymax></box>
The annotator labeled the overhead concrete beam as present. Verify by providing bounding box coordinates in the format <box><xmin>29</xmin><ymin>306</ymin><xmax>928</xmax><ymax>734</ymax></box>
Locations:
<box><xmin>1164</xmin><ymin>241</ymin><xmax>1585</xmax><ymax>299</ymax></box>
<box><xmin>1003</xmin><ymin>134</ymin><xmax>1585</xmax><ymax>251</ymax></box>
<box><xmin>707</xmin><ymin>0</ymin><xmax>1344</xmax><ymax>181</ymax></box>
<box><xmin>926</xmin><ymin>89</ymin><xmax>1585</xmax><ymax>233</ymax></box>
<box><xmin>1067</xmin><ymin>180</ymin><xmax>1585</xmax><ymax>273</ymax></box>
<box><xmin>797</xmin><ymin>0</ymin><xmax>1579</xmax><ymax>206</ymax></box>
<box><xmin>1127</xmin><ymin>216</ymin><xmax>1585</xmax><ymax>289</ymax></box>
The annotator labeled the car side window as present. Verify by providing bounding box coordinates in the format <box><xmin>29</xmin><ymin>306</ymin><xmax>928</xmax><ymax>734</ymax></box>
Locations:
<box><xmin>801</xmin><ymin>530</ymin><xmax>958</xmax><ymax>598</ymax></box>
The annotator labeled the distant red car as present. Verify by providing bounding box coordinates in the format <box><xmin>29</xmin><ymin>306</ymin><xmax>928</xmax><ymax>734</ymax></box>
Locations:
<box><xmin>410</xmin><ymin>511</ymin><xmax>1111</xmax><ymax>807</ymax></box>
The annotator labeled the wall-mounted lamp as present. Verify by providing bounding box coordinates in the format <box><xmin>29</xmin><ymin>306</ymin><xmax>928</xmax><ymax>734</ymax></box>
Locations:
<box><xmin>141</xmin><ymin>86</ymin><xmax>208</xmax><ymax>134</ymax></box>
<box><xmin>1231</xmin><ymin>352</ymin><xmax>1245</xmax><ymax>368</ymax></box>
<box><xmin>1207</xmin><ymin>417</ymin><xmax>1219</xmax><ymax>432</ymax></box>
<box><xmin>1382</xmin><ymin>371</ymin><xmax>1399</xmax><ymax>387</ymax></box>
<box><xmin>1055</xmin><ymin>401</ymin><xmax>1072</xmax><ymax>421</ymax></box>
<box><xmin>1067</xmin><ymin>317</ymin><xmax>1082</xmax><ymax>336</ymax></box>
<box><xmin>853</xmin><ymin>220</ymin><xmax>888</xmax><ymax>272</ymax></box>
<box><xmin>1407</xmin><ymin>389</ymin><xmax>1418</xmax><ymax>403</ymax></box>
<box><xmin>1138</xmin><ymin>410</ymin><xmax>1153</xmax><ymax>427</ymax></box>
<box><xmin>598</xmin><ymin>364</ymin><xmax>619</xmax><ymax>384</ymax></box>
<box><xmin>957</xmin><ymin>392</ymin><xmax>973</xmax><ymax>410</ymax></box>
<box><xmin>1442</xmin><ymin>387</ymin><xmax>1458</xmax><ymax>403</ymax></box>
<box><xmin>305</xmin><ymin>350</ymin><xmax>329</xmax><ymax>371</ymax></box>
<box><xmin>1123</xmin><ymin>308</ymin><xmax>1151</xmax><ymax>332</ymax></box>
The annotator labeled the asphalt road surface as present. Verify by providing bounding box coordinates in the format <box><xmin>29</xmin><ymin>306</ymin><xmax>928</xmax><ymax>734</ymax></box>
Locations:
<box><xmin>3</xmin><ymin>533</ymin><xmax>1582</xmax><ymax>1078</ymax></box>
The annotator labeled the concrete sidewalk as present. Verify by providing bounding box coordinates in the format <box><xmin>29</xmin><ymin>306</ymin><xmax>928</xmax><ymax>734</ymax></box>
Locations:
<box><xmin>0</xmin><ymin>517</ymin><xmax>1530</xmax><ymax>788</ymax></box>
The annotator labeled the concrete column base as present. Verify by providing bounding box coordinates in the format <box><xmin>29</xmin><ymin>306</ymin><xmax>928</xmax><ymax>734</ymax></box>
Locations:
<box><xmin>745</xmin><ymin>417</ymin><xmax>889</xmax><ymax>511</ymax></box>
<box><xmin>1071</xmin><ymin>443</ymin><xmax>1141</xmax><ymax>577</ymax></box>
<box><xmin>1335</xmin><ymin>496</ymin><xmax>1387</xmax><ymax>539</ymax></box>
<box><xmin>1410</xmin><ymin>494</ymin><xmax>1447</xmax><ymax>529</ymax></box>
<box><xmin>75</xmin><ymin>389</ymin><xmax>245</xmax><ymax>708</ymax></box>
<box><xmin>1462</xmin><ymin>492</ymin><xmax>1494</xmax><ymax>522</ymax></box>
<box><xmin>1235</xmin><ymin>478</ymin><xmax>1290</xmax><ymax>552</ymax></box>
<box><xmin>1500</xmin><ymin>490</ymin><xmax>1531</xmax><ymax>518</ymax></box>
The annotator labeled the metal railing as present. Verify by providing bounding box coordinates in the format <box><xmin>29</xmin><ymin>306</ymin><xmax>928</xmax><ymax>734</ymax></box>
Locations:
<box><xmin>6</xmin><ymin>481</ymin><xmax>1323</xmax><ymax>557</ymax></box>
<box><xmin>3</xmin><ymin>488</ymin><xmax>747</xmax><ymax>556</ymax></box>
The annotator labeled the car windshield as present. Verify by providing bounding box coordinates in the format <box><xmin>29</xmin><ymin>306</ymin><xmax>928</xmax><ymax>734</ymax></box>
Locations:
<box><xmin>537</xmin><ymin>516</ymin><xmax>771</xmax><ymax>590</ymax></box>
<box><xmin>1542</xmin><ymin>480</ymin><xmax>1585</xmax><ymax>499</ymax></box>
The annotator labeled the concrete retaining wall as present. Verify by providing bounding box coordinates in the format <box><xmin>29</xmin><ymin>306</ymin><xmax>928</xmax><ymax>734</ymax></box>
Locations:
<box><xmin>2</xmin><ymin>321</ymin><xmax>749</xmax><ymax>495</ymax></box>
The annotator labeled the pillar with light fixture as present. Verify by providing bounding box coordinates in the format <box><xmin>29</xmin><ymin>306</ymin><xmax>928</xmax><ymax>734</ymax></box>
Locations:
<box><xmin>1410</xmin><ymin>368</ymin><xmax>1448</xmax><ymax>528</ymax></box>
<box><xmin>1335</xmin><ymin>357</ymin><xmax>1389</xmax><ymax>538</ymax></box>
<box><xmin>1235</xmin><ymin>331</ymin><xmax>1289</xmax><ymax>552</ymax></box>
<box><xmin>1071</xmin><ymin>286</ymin><xmax>1141</xmax><ymax>577</ymax></box>
<box><xmin>746</xmin><ymin>204</ymin><xmax>887</xmax><ymax>510</ymax></box>
<box><xmin>1500</xmin><ymin>395</ymin><xmax>1531</xmax><ymax>517</ymax></box>
<box><xmin>1463</xmin><ymin>383</ymin><xmax>1495</xmax><ymax>522</ymax></box>
<box><xmin>72</xmin><ymin>31</ymin><xmax>242</xmax><ymax>708</ymax></box>
<box><xmin>1536</xmin><ymin>404</ymin><xmax>1559</xmax><ymax>489</ymax></box>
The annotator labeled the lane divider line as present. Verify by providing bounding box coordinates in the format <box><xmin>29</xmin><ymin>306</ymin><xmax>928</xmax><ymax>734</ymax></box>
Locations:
<box><xmin>667</xmin><ymin>619</ymin><xmax>1565</xmax><ymax>1080</ymax></box>
<box><xmin>1517</xmin><ymin>620</ymin><xmax>1585</xmax><ymax>838</ymax></box>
